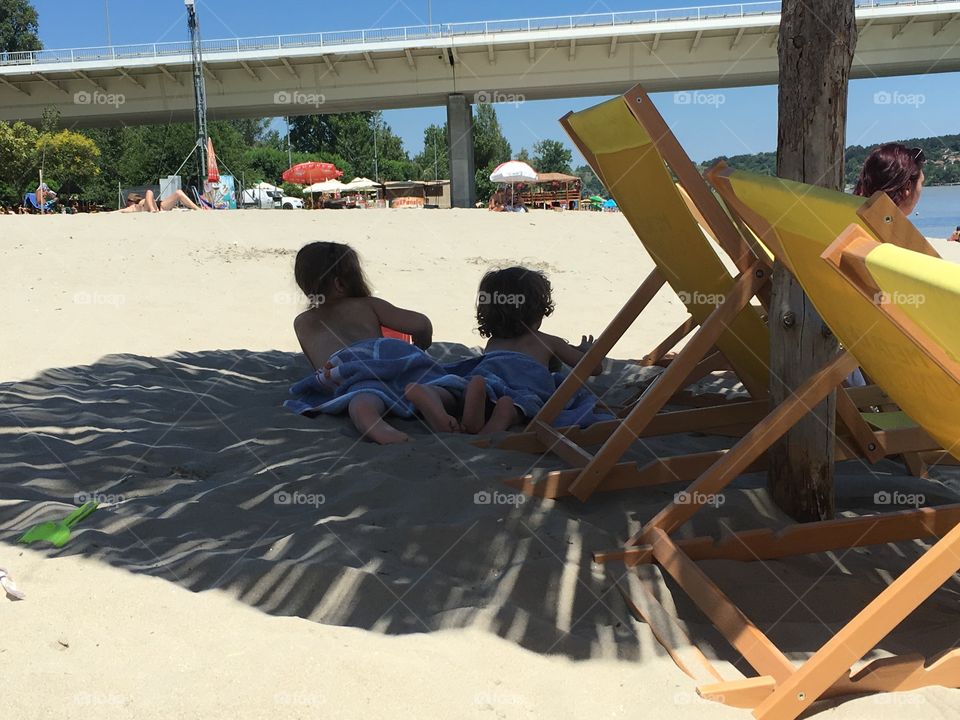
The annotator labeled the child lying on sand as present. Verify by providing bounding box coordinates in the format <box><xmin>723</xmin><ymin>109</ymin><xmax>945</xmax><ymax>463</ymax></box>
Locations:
<box><xmin>286</xmin><ymin>242</ymin><xmax>461</xmax><ymax>444</ymax></box>
<box><xmin>407</xmin><ymin>266</ymin><xmax>606</xmax><ymax>434</ymax></box>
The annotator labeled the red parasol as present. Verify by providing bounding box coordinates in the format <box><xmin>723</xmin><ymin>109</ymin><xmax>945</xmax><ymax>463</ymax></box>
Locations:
<box><xmin>282</xmin><ymin>161</ymin><xmax>343</xmax><ymax>185</ymax></box>
<box><xmin>206</xmin><ymin>138</ymin><xmax>220</xmax><ymax>183</ymax></box>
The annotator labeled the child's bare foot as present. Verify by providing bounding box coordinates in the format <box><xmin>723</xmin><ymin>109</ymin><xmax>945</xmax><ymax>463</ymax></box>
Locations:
<box><xmin>462</xmin><ymin>376</ymin><xmax>488</xmax><ymax>434</ymax></box>
<box><xmin>405</xmin><ymin>383</ymin><xmax>462</xmax><ymax>434</ymax></box>
<box><xmin>348</xmin><ymin>393</ymin><xmax>410</xmax><ymax>444</ymax></box>
<box><xmin>481</xmin><ymin>397</ymin><xmax>521</xmax><ymax>434</ymax></box>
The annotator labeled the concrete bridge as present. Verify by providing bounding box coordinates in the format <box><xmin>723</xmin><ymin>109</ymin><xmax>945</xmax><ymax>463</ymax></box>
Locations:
<box><xmin>2</xmin><ymin>0</ymin><xmax>957</xmax><ymax>205</ymax></box>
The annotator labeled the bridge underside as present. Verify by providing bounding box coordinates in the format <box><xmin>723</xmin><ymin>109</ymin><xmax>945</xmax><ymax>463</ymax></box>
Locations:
<box><xmin>1</xmin><ymin>9</ymin><xmax>958</xmax><ymax>127</ymax></box>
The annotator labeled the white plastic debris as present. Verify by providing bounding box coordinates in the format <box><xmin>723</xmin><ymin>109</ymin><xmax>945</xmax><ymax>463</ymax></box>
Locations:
<box><xmin>0</xmin><ymin>567</ymin><xmax>25</xmax><ymax>600</ymax></box>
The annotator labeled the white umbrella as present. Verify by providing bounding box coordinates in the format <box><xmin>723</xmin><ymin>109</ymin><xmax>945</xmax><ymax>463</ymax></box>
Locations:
<box><xmin>489</xmin><ymin>160</ymin><xmax>537</xmax><ymax>183</ymax></box>
<box><xmin>343</xmin><ymin>177</ymin><xmax>380</xmax><ymax>191</ymax></box>
<box><xmin>305</xmin><ymin>179</ymin><xmax>348</xmax><ymax>193</ymax></box>
<box><xmin>490</xmin><ymin>160</ymin><xmax>536</xmax><ymax>210</ymax></box>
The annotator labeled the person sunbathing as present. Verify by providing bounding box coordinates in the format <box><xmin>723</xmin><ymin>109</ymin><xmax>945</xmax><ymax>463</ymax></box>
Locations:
<box><xmin>435</xmin><ymin>267</ymin><xmax>603</xmax><ymax>434</ymax></box>
<box><xmin>290</xmin><ymin>241</ymin><xmax>460</xmax><ymax>444</ymax></box>
<box><xmin>118</xmin><ymin>189</ymin><xmax>202</xmax><ymax>213</ymax></box>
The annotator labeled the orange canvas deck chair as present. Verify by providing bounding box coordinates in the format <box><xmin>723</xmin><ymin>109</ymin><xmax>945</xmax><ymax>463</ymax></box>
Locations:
<box><xmin>597</xmin><ymin>167</ymin><xmax>960</xmax><ymax>718</ymax></box>
<box><xmin>486</xmin><ymin>84</ymin><xmax>940</xmax><ymax>501</ymax></box>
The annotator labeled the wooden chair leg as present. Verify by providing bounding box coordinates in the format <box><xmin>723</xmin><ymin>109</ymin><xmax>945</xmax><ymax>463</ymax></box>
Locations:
<box><xmin>628</xmin><ymin>351</ymin><xmax>859</xmax><ymax>543</ymax></box>
<box><xmin>568</xmin><ymin>261</ymin><xmax>769</xmax><ymax>501</ymax></box>
<box><xmin>754</xmin><ymin>522</ymin><xmax>960</xmax><ymax>720</ymax></box>
<box><xmin>637</xmin><ymin>315</ymin><xmax>696</xmax><ymax>366</ymax></box>
<box><xmin>528</xmin><ymin>266</ymin><xmax>666</xmax><ymax>429</ymax></box>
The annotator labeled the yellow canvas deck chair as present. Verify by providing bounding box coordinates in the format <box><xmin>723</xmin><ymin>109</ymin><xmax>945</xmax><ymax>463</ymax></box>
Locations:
<box><xmin>596</xmin><ymin>168</ymin><xmax>960</xmax><ymax>719</ymax></box>
<box><xmin>488</xmin><ymin>85</ymin><xmax>939</xmax><ymax>501</ymax></box>
<box><xmin>483</xmin><ymin>87</ymin><xmax>776</xmax><ymax>501</ymax></box>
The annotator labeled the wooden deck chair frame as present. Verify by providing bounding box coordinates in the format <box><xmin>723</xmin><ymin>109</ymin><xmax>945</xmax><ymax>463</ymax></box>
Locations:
<box><xmin>589</xmin><ymin>172</ymin><xmax>960</xmax><ymax>718</ymax></box>
<box><xmin>483</xmin><ymin>84</ymin><xmax>940</xmax><ymax>502</ymax></box>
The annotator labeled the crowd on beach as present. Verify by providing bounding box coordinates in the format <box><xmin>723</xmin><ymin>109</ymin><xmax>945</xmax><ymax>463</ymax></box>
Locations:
<box><xmin>285</xmin><ymin>142</ymin><xmax>959</xmax><ymax>444</ymax></box>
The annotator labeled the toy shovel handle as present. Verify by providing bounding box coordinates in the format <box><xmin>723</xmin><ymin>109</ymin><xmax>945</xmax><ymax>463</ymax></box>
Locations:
<box><xmin>64</xmin><ymin>501</ymin><xmax>98</xmax><ymax>528</ymax></box>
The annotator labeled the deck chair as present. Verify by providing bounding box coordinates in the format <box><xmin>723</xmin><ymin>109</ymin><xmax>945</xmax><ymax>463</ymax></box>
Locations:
<box><xmin>597</xmin><ymin>167</ymin><xmax>960</xmax><ymax>718</ymax></box>
<box><xmin>484</xmin><ymin>84</ymin><xmax>939</xmax><ymax>500</ymax></box>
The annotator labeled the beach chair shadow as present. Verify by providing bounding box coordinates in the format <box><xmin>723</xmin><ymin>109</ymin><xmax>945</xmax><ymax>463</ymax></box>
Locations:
<box><xmin>600</xmin><ymin>166</ymin><xmax>960</xmax><ymax>717</ymax></box>
<box><xmin>483</xmin><ymin>84</ymin><xmax>945</xmax><ymax>502</ymax></box>
<box><xmin>0</xmin><ymin>346</ymin><xmax>673</xmax><ymax>661</ymax></box>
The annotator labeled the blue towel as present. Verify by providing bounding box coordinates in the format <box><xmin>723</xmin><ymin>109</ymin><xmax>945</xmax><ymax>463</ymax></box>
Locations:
<box><xmin>285</xmin><ymin>338</ymin><xmax>463</xmax><ymax>418</ymax></box>
<box><xmin>442</xmin><ymin>351</ymin><xmax>612</xmax><ymax>428</ymax></box>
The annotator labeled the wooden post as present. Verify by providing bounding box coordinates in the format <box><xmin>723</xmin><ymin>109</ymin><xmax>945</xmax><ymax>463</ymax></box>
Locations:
<box><xmin>770</xmin><ymin>0</ymin><xmax>857</xmax><ymax>521</ymax></box>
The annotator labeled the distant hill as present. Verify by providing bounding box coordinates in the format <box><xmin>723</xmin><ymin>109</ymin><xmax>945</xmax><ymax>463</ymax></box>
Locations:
<box><xmin>698</xmin><ymin>134</ymin><xmax>960</xmax><ymax>187</ymax></box>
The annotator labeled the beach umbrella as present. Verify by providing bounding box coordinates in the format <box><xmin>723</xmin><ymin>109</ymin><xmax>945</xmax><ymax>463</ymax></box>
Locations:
<box><xmin>490</xmin><ymin>160</ymin><xmax>537</xmax><ymax>208</ymax></box>
<box><xmin>304</xmin><ymin>179</ymin><xmax>348</xmax><ymax>194</ymax></box>
<box><xmin>206</xmin><ymin>138</ymin><xmax>220</xmax><ymax>183</ymax></box>
<box><xmin>342</xmin><ymin>177</ymin><xmax>380</xmax><ymax>191</ymax></box>
<box><xmin>489</xmin><ymin>160</ymin><xmax>537</xmax><ymax>184</ymax></box>
<box><xmin>282</xmin><ymin>162</ymin><xmax>343</xmax><ymax>185</ymax></box>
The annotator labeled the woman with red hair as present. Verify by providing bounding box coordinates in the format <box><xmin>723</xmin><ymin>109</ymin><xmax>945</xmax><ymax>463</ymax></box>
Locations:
<box><xmin>854</xmin><ymin>143</ymin><xmax>959</xmax><ymax>241</ymax></box>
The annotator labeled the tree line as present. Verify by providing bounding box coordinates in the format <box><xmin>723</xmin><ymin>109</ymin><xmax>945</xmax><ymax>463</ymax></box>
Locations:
<box><xmin>701</xmin><ymin>135</ymin><xmax>960</xmax><ymax>187</ymax></box>
<box><xmin>0</xmin><ymin>105</ymin><xmax>605</xmax><ymax>207</ymax></box>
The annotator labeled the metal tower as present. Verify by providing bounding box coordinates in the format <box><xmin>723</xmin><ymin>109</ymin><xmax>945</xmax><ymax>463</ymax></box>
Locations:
<box><xmin>185</xmin><ymin>0</ymin><xmax>208</xmax><ymax>184</ymax></box>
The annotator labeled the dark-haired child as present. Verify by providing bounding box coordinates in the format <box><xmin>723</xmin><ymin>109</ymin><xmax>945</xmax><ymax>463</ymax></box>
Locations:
<box><xmin>286</xmin><ymin>241</ymin><xmax>461</xmax><ymax>443</ymax></box>
<box><xmin>456</xmin><ymin>267</ymin><xmax>605</xmax><ymax>433</ymax></box>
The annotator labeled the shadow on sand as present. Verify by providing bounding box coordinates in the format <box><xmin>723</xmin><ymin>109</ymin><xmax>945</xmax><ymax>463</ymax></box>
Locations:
<box><xmin>1</xmin><ymin>345</ymin><xmax>958</xmax><ymax>690</ymax></box>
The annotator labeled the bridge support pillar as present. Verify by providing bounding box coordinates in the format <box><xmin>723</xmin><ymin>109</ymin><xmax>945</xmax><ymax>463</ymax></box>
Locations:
<box><xmin>446</xmin><ymin>94</ymin><xmax>476</xmax><ymax>208</ymax></box>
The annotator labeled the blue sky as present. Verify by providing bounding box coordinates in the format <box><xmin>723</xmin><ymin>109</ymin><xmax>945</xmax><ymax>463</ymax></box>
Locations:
<box><xmin>31</xmin><ymin>0</ymin><xmax>960</xmax><ymax>163</ymax></box>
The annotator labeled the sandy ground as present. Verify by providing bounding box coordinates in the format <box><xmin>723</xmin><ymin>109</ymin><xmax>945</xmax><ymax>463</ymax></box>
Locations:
<box><xmin>1</xmin><ymin>209</ymin><xmax>959</xmax><ymax>720</ymax></box>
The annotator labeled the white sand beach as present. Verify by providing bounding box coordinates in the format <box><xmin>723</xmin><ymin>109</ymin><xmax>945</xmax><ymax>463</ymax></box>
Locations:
<box><xmin>2</xmin><ymin>209</ymin><xmax>959</xmax><ymax>720</ymax></box>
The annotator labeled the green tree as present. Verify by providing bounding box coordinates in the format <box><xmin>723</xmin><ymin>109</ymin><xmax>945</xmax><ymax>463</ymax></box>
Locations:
<box><xmin>533</xmin><ymin>139</ymin><xmax>573</xmax><ymax>174</ymax></box>
<box><xmin>290</xmin><ymin>112</ymin><xmax>413</xmax><ymax>181</ymax></box>
<box><xmin>36</xmin><ymin>129</ymin><xmax>100</xmax><ymax>191</ymax></box>
<box><xmin>414</xmin><ymin>123</ymin><xmax>448</xmax><ymax>180</ymax></box>
<box><xmin>515</xmin><ymin>147</ymin><xmax>531</xmax><ymax>163</ymax></box>
<box><xmin>574</xmin><ymin>164</ymin><xmax>604</xmax><ymax>197</ymax></box>
<box><xmin>472</xmin><ymin>104</ymin><xmax>511</xmax><ymax>202</ymax></box>
<box><xmin>0</xmin><ymin>0</ymin><xmax>41</xmax><ymax>54</ymax></box>
<box><xmin>0</xmin><ymin>120</ymin><xmax>39</xmax><ymax>202</ymax></box>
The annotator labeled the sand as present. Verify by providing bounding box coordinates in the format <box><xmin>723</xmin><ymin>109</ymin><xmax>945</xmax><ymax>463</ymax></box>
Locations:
<box><xmin>1</xmin><ymin>208</ymin><xmax>959</xmax><ymax>720</ymax></box>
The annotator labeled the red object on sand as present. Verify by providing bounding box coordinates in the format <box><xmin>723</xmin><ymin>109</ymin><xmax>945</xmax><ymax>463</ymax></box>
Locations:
<box><xmin>282</xmin><ymin>162</ymin><xmax>343</xmax><ymax>185</ymax></box>
<box><xmin>381</xmin><ymin>326</ymin><xmax>412</xmax><ymax>343</ymax></box>
<box><xmin>206</xmin><ymin>138</ymin><xmax>220</xmax><ymax>183</ymax></box>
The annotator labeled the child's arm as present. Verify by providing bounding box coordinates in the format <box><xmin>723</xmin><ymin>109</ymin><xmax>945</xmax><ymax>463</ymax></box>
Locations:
<box><xmin>368</xmin><ymin>297</ymin><xmax>433</xmax><ymax>349</ymax></box>
<box><xmin>544</xmin><ymin>333</ymin><xmax>604</xmax><ymax>376</ymax></box>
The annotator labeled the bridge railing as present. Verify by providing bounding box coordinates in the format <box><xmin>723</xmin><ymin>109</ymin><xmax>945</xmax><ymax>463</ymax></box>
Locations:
<box><xmin>0</xmin><ymin>0</ymin><xmax>947</xmax><ymax>67</ymax></box>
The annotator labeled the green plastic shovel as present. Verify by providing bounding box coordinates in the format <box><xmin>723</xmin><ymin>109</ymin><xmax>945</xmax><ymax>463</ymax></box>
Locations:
<box><xmin>18</xmin><ymin>501</ymin><xmax>99</xmax><ymax>548</ymax></box>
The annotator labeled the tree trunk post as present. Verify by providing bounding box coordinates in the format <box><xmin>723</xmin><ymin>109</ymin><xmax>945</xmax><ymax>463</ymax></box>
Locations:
<box><xmin>770</xmin><ymin>0</ymin><xmax>857</xmax><ymax>521</ymax></box>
